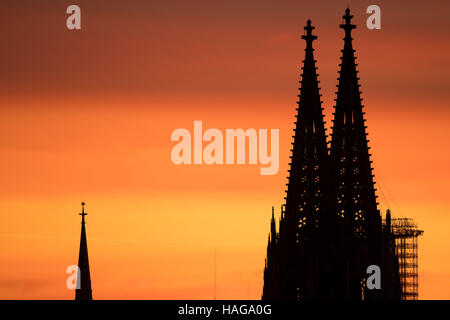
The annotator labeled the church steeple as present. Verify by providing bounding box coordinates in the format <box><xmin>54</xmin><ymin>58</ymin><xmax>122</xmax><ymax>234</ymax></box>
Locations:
<box><xmin>282</xmin><ymin>18</ymin><xmax>331</xmax><ymax>242</ymax></box>
<box><xmin>75</xmin><ymin>202</ymin><xmax>93</xmax><ymax>300</ymax></box>
<box><xmin>264</xmin><ymin>19</ymin><xmax>333</xmax><ymax>300</ymax></box>
<box><xmin>331</xmin><ymin>7</ymin><xmax>380</xmax><ymax>239</ymax></box>
<box><xmin>330</xmin><ymin>8</ymin><xmax>382</xmax><ymax>299</ymax></box>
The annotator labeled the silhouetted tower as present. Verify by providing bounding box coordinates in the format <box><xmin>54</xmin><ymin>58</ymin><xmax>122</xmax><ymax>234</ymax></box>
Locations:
<box><xmin>330</xmin><ymin>8</ymin><xmax>382</xmax><ymax>299</ymax></box>
<box><xmin>262</xmin><ymin>207</ymin><xmax>280</xmax><ymax>298</ymax></box>
<box><xmin>75</xmin><ymin>202</ymin><xmax>93</xmax><ymax>300</ymax></box>
<box><xmin>263</xmin><ymin>8</ymin><xmax>406</xmax><ymax>301</ymax></box>
<box><xmin>263</xmin><ymin>20</ymin><xmax>334</xmax><ymax>300</ymax></box>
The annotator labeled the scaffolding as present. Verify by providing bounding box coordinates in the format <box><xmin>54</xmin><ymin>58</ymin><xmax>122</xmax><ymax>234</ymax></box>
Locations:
<box><xmin>390</xmin><ymin>218</ymin><xmax>424</xmax><ymax>300</ymax></box>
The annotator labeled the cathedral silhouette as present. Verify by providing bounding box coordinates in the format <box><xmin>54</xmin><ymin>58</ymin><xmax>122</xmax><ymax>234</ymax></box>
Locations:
<box><xmin>69</xmin><ymin>8</ymin><xmax>423</xmax><ymax>302</ymax></box>
<box><xmin>262</xmin><ymin>8</ymin><xmax>421</xmax><ymax>300</ymax></box>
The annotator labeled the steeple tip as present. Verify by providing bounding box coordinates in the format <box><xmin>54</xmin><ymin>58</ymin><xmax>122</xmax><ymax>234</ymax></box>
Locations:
<box><xmin>80</xmin><ymin>202</ymin><xmax>87</xmax><ymax>222</ymax></box>
<box><xmin>301</xmin><ymin>19</ymin><xmax>317</xmax><ymax>43</ymax></box>
<box><xmin>340</xmin><ymin>7</ymin><xmax>356</xmax><ymax>34</ymax></box>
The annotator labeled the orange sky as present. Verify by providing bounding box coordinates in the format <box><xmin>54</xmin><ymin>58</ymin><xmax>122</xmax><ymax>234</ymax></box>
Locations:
<box><xmin>0</xmin><ymin>0</ymin><xmax>449</xmax><ymax>299</ymax></box>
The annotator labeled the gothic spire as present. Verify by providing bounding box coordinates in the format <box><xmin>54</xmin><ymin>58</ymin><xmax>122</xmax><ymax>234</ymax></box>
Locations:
<box><xmin>330</xmin><ymin>8</ymin><xmax>382</xmax><ymax>299</ymax></box>
<box><xmin>331</xmin><ymin>7</ymin><xmax>380</xmax><ymax>238</ymax></box>
<box><xmin>283</xmin><ymin>19</ymin><xmax>330</xmax><ymax>236</ymax></box>
<box><xmin>75</xmin><ymin>202</ymin><xmax>93</xmax><ymax>300</ymax></box>
<box><xmin>274</xmin><ymin>19</ymin><xmax>333</xmax><ymax>300</ymax></box>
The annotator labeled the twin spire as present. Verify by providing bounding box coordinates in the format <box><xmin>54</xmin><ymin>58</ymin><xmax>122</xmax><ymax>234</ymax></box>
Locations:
<box><xmin>263</xmin><ymin>8</ymin><xmax>395</xmax><ymax>300</ymax></box>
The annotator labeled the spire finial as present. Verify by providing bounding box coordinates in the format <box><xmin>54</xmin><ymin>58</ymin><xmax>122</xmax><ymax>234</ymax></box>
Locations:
<box><xmin>301</xmin><ymin>19</ymin><xmax>317</xmax><ymax>44</ymax></box>
<box><xmin>340</xmin><ymin>7</ymin><xmax>356</xmax><ymax>37</ymax></box>
<box><xmin>80</xmin><ymin>202</ymin><xmax>87</xmax><ymax>222</ymax></box>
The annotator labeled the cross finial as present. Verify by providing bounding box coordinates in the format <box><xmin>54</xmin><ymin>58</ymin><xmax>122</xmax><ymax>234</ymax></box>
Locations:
<box><xmin>340</xmin><ymin>7</ymin><xmax>356</xmax><ymax>35</ymax></box>
<box><xmin>301</xmin><ymin>19</ymin><xmax>317</xmax><ymax>44</ymax></box>
<box><xmin>80</xmin><ymin>202</ymin><xmax>87</xmax><ymax>221</ymax></box>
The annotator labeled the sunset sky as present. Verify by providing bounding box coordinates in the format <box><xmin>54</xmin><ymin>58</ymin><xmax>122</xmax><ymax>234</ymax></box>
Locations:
<box><xmin>0</xmin><ymin>0</ymin><xmax>449</xmax><ymax>299</ymax></box>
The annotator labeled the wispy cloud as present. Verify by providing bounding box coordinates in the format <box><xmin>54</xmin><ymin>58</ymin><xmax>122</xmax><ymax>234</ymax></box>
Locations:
<box><xmin>0</xmin><ymin>234</ymin><xmax>142</xmax><ymax>243</ymax></box>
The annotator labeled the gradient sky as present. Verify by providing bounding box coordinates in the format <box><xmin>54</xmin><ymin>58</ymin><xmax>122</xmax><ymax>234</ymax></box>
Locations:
<box><xmin>0</xmin><ymin>0</ymin><xmax>449</xmax><ymax>299</ymax></box>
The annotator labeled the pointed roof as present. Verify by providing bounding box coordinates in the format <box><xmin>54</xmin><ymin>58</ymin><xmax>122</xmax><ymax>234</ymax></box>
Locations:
<box><xmin>331</xmin><ymin>8</ymin><xmax>380</xmax><ymax>237</ymax></box>
<box><xmin>282</xmin><ymin>19</ymin><xmax>331</xmax><ymax>238</ymax></box>
<box><xmin>75</xmin><ymin>202</ymin><xmax>93</xmax><ymax>300</ymax></box>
